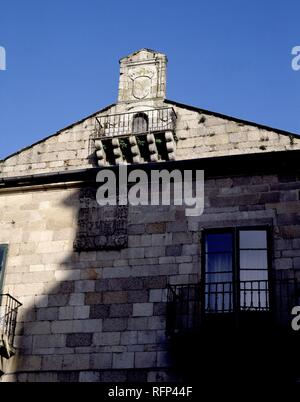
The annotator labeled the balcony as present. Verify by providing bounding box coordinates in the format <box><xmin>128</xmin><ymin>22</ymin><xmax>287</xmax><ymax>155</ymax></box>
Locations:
<box><xmin>95</xmin><ymin>108</ymin><xmax>176</xmax><ymax>138</ymax></box>
<box><xmin>93</xmin><ymin>108</ymin><xmax>177</xmax><ymax>166</ymax></box>
<box><xmin>166</xmin><ymin>276</ymin><xmax>299</xmax><ymax>335</ymax></box>
<box><xmin>167</xmin><ymin>278</ymin><xmax>300</xmax><ymax>384</ymax></box>
<box><xmin>0</xmin><ymin>294</ymin><xmax>22</xmax><ymax>358</ymax></box>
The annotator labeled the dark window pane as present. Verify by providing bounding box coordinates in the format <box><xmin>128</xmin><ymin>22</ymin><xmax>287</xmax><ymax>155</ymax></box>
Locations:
<box><xmin>205</xmin><ymin>233</ymin><xmax>232</xmax><ymax>253</ymax></box>
<box><xmin>240</xmin><ymin>281</ymin><xmax>269</xmax><ymax>310</ymax></box>
<box><xmin>240</xmin><ymin>269</ymin><xmax>268</xmax><ymax>281</ymax></box>
<box><xmin>239</xmin><ymin>230</ymin><xmax>267</xmax><ymax>249</ymax></box>
<box><xmin>205</xmin><ymin>272</ymin><xmax>232</xmax><ymax>283</ymax></box>
<box><xmin>206</xmin><ymin>253</ymin><xmax>232</xmax><ymax>273</ymax></box>
<box><xmin>205</xmin><ymin>282</ymin><xmax>233</xmax><ymax>313</ymax></box>
<box><xmin>0</xmin><ymin>247</ymin><xmax>4</xmax><ymax>272</ymax></box>
<box><xmin>240</xmin><ymin>250</ymin><xmax>268</xmax><ymax>269</ymax></box>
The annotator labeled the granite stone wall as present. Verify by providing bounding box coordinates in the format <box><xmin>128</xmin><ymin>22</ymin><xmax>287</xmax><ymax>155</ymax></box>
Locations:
<box><xmin>0</xmin><ymin>169</ymin><xmax>299</xmax><ymax>382</ymax></box>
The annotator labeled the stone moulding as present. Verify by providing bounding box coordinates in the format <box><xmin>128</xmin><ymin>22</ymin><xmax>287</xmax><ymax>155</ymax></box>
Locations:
<box><xmin>73</xmin><ymin>187</ymin><xmax>128</xmax><ymax>251</ymax></box>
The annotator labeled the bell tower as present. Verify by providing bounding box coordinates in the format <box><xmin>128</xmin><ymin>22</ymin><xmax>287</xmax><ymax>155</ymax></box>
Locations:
<box><xmin>118</xmin><ymin>49</ymin><xmax>167</xmax><ymax>103</ymax></box>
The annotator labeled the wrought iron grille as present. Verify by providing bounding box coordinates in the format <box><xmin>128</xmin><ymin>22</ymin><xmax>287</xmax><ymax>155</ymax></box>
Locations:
<box><xmin>0</xmin><ymin>294</ymin><xmax>22</xmax><ymax>356</ymax></box>
<box><xmin>167</xmin><ymin>277</ymin><xmax>299</xmax><ymax>334</ymax></box>
<box><xmin>95</xmin><ymin>107</ymin><xmax>176</xmax><ymax>138</ymax></box>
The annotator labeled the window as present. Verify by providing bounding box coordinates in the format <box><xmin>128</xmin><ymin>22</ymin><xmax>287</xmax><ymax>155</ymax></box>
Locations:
<box><xmin>203</xmin><ymin>228</ymin><xmax>270</xmax><ymax>314</ymax></box>
<box><xmin>132</xmin><ymin>113</ymin><xmax>148</xmax><ymax>133</ymax></box>
<box><xmin>0</xmin><ymin>245</ymin><xmax>8</xmax><ymax>292</ymax></box>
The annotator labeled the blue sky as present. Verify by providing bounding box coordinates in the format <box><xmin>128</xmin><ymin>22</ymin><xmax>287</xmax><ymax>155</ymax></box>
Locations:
<box><xmin>0</xmin><ymin>0</ymin><xmax>300</xmax><ymax>160</ymax></box>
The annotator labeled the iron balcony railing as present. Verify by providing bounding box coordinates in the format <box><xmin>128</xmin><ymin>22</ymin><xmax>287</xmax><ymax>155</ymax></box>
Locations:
<box><xmin>95</xmin><ymin>107</ymin><xmax>177</xmax><ymax>138</ymax></box>
<box><xmin>0</xmin><ymin>294</ymin><xmax>22</xmax><ymax>357</ymax></box>
<box><xmin>167</xmin><ymin>277</ymin><xmax>299</xmax><ymax>334</ymax></box>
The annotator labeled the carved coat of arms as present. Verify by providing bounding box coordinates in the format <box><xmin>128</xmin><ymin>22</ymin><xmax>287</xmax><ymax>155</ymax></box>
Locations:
<box><xmin>129</xmin><ymin>67</ymin><xmax>155</xmax><ymax>100</ymax></box>
<box><xmin>73</xmin><ymin>187</ymin><xmax>128</xmax><ymax>251</ymax></box>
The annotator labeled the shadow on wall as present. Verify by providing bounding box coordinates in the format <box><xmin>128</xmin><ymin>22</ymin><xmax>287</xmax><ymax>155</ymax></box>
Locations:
<box><xmin>1</xmin><ymin>184</ymin><xmax>180</xmax><ymax>382</ymax></box>
<box><xmin>1</xmin><ymin>181</ymin><xmax>300</xmax><ymax>384</ymax></box>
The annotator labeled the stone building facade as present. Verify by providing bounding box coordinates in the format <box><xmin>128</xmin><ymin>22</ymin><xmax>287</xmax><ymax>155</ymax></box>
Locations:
<box><xmin>0</xmin><ymin>49</ymin><xmax>300</xmax><ymax>382</ymax></box>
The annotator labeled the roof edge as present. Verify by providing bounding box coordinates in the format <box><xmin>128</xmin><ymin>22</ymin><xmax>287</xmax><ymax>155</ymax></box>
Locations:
<box><xmin>0</xmin><ymin>103</ymin><xmax>116</xmax><ymax>162</ymax></box>
<box><xmin>1</xmin><ymin>148</ymin><xmax>300</xmax><ymax>188</ymax></box>
<box><xmin>164</xmin><ymin>99</ymin><xmax>300</xmax><ymax>138</ymax></box>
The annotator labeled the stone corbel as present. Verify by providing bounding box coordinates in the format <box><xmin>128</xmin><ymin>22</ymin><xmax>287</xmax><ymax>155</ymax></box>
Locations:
<box><xmin>147</xmin><ymin>134</ymin><xmax>158</xmax><ymax>162</ymax></box>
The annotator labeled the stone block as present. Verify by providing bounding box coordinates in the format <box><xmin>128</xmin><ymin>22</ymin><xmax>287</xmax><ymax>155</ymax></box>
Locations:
<box><xmin>93</xmin><ymin>332</ymin><xmax>120</xmax><ymax>346</ymax></box>
<box><xmin>127</xmin><ymin>317</ymin><xmax>148</xmax><ymax>331</ymax></box>
<box><xmin>101</xmin><ymin>370</ymin><xmax>127</xmax><ymax>382</ymax></box>
<box><xmin>143</xmin><ymin>276</ymin><xmax>167</xmax><ymax>289</ymax></box>
<box><xmin>48</xmin><ymin>294</ymin><xmax>69</xmax><ymax>307</ymax></box>
<box><xmin>73</xmin><ymin>319</ymin><xmax>102</xmax><ymax>333</ymax></box>
<box><xmin>113</xmin><ymin>352</ymin><xmax>134</xmax><ymax>369</ymax></box>
<box><xmin>66</xmin><ymin>333</ymin><xmax>93</xmax><ymax>347</ymax></box>
<box><xmin>179</xmin><ymin>263</ymin><xmax>196</xmax><ymax>274</ymax></box>
<box><xmin>153</xmin><ymin>302</ymin><xmax>167</xmax><ymax>316</ymax></box>
<box><xmin>166</xmin><ymin>245</ymin><xmax>182</xmax><ymax>256</ymax></box>
<box><xmin>60</xmin><ymin>281</ymin><xmax>75</xmax><ymax>293</ymax></box>
<box><xmin>103</xmin><ymin>291</ymin><xmax>128</xmax><ymax>304</ymax></box>
<box><xmin>63</xmin><ymin>354</ymin><xmax>90</xmax><ymax>370</ymax></box>
<box><xmin>89</xmin><ymin>305</ymin><xmax>109</xmax><ymax>319</ymax></box>
<box><xmin>37</xmin><ymin>307</ymin><xmax>58</xmax><ymax>321</ymax></box>
<box><xmin>149</xmin><ymin>289</ymin><xmax>164</xmax><ymax>302</ymax></box>
<box><xmin>110</xmin><ymin>303</ymin><xmax>133</xmax><ymax>318</ymax></box>
<box><xmin>126</xmin><ymin>247</ymin><xmax>145</xmax><ymax>259</ymax></box>
<box><xmin>128</xmin><ymin>224</ymin><xmax>145</xmax><ymax>235</ymax></box>
<box><xmin>55</xmin><ymin>270</ymin><xmax>80</xmax><ymax>282</ymax></box>
<box><xmin>17</xmin><ymin>356</ymin><xmax>42</xmax><ymax>372</ymax></box>
<box><xmin>34</xmin><ymin>295</ymin><xmax>49</xmax><ymax>308</ymax></box>
<box><xmin>166</xmin><ymin>221</ymin><xmax>187</xmax><ymax>232</ymax></box>
<box><xmin>74</xmin><ymin>280</ymin><xmax>95</xmax><ymax>293</ymax></box>
<box><xmin>293</xmin><ymin>258</ymin><xmax>300</xmax><ymax>269</ymax></box>
<box><xmin>51</xmin><ymin>320</ymin><xmax>73</xmax><ymax>334</ymax></box>
<box><xmin>137</xmin><ymin>330</ymin><xmax>156</xmax><ymax>344</ymax></box>
<box><xmin>33</xmin><ymin>334</ymin><xmax>65</xmax><ymax>349</ymax></box>
<box><xmin>152</xmin><ymin>233</ymin><xmax>173</xmax><ymax>246</ymax></box>
<box><xmin>69</xmin><ymin>293</ymin><xmax>85</xmax><ymax>306</ymax></box>
<box><xmin>90</xmin><ymin>353</ymin><xmax>112</xmax><ymax>370</ymax></box>
<box><xmin>85</xmin><ymin>293</ymin><xmax>103</xmax><ymax>305</ymax></box>
<box><xmin>79</xmin><ymin>371</ymin><xmax>101</xmax><ymax>382</ymax></box>
<box><xmin>59</xmin><ymin>306</ymin><xmax>74</xmax><ymax>320</ymax></box>
<box><xmin>120</xmin><ymin>331</ymin><xmax>138</xmax><ymax>345</ymax></box>
<box><xmin>182</xmin><ymin>244</ymin><xmax>199</xmax><ymax>256</ymax></box>
<box><xmin>24</xmin><ymin>321</ymin><xmax>51</xmax><ymax>335</ymax></box>
<box><xmin>42</xmin><ymin>355</ymin><xmax>63</xmax><ymax>371</ymax></box>
<box><xmin>135</xmin><ymin>352</ymin><xmax>156</xmax><ymax>368</ymax></box>
<box><xmin>259</xmin><ymin>192</ymin><xmax>281</xmax><ymax>204</ymax></box>
<box><xmin>173</xmin><ymin>232</ymin><xmax>193</xmax><ymax>244</ymax></box>
<box><xmin>274</xmin><ymin>258</ymin><xmax>293</xmax><ymax>270</ymax></box>
<box><xmin>133</xmin><ymin>303</ymin><xmax>153</xmax><ymax>317</ymax></box>
<box><xmin>147</xmin><ymin>316</ymin><xmax>165</xmax><ymax>330</ymax></box>
<box><xmin>145</xmin><ymin>246</ymin><xmax>165</xmax><ymax>258</ymax></box>
<box><xmin>127</xmin><ymin>370</ymin><xmax>148</xmax><ymax>382</ymax></box>
<box><xmin>102</xmin><ymin>318</ymin><xmax>127</xmax><ymax>332</ymax></box>
<box><xmin>57</xmin><ymin>371</ymin><xmax>79</xmax><ymax>382</ymax></box>
<box><xmin>74</xmin><ymin>305</ymin><xmax>90</xmax><ymax>319</ymax></box>
<box><xmin>146</xmin><ymin>223</ymin><xmax>166</xmax><ymax>234</ymax></box>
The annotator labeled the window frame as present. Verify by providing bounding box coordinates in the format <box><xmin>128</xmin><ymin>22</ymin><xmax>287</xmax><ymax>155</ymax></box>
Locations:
<box><xmin>201</xmin><ymin>226</ymin><xmax>272</xmax><ymax>315</ymax></box>
<box><xmin>0</xmin><ymin>244</ymin><xmax>8</xmax><ymax>292</ymax></box>
<box><xmin>132</xmin><ymin>112</ymin><xmax>149</xmax><ymax>134</ymax></box>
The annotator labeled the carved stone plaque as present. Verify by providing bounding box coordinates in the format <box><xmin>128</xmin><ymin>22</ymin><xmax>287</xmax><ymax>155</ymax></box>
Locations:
<box><xmin>132</xmin><ymin>76</ymin><xmax>151</xmax><ymax>99</ymax></box>
<box><xmin>73</xmin><ymin>187</ymin><xmax>128</xmax><ymax>251</ymax></box>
